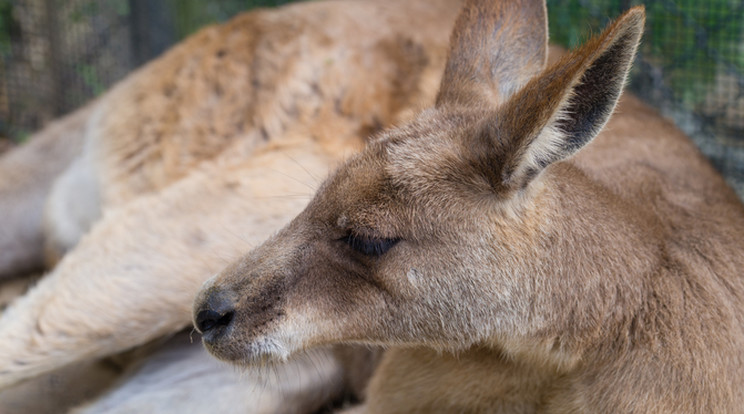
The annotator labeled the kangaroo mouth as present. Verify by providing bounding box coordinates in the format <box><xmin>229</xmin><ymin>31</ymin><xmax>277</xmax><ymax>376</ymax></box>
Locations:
<box><xmin>203</xmin><ymin>331</ymin><xmax>293</xmax><ymax>366</ymax></box>
<box><xmin>239</xmin><ymin>337</ymin><xmax>293</xmax><ymax>365</ymax></box>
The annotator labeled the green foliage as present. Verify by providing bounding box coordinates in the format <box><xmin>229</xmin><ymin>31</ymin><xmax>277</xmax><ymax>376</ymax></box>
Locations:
<box><xmin>70</xmin><ymin>0</ymin><xmax>130</xmax><ymax>23</ymax></box>
<box><xmin>167</xmin><ymin>0</ymin><xmax>294</xmax><ymax>39</ymax></box>
<box><xmin>69</xmin><ymin>1</ymin><xmax>100</xmax><ymax>23</ymax></box>
<box><xmin>547</xmin><ymin>0</ymin><xmax>627</xmax><ymax>48</ymax></box>
<box><xmin>77</xmin><ymin>63</ymin><xmax>106</xmax><ymax>96</ymax></box>
<box><xmin>0</xmin><ymin>0</ymin><xmax>16</xmax><ymax>58</ymax></box>
<box><xmin>111</xmin><ymin>0</ymin><xmax>130</xmax><ymax>16</ymax></box>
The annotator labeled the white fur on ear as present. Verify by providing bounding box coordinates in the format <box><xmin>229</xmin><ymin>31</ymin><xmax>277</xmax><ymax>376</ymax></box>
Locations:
<box><xmin>505</xmin><ymin>111</ymin><xmax>573</xmax><ymax>187</ymax></box>
<box><xmin>495</xmin><ymin>7</ymin><xmax>645</xmax><ymax>189</ymax></box>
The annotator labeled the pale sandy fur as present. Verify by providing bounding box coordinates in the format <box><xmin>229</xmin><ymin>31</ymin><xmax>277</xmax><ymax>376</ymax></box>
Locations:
<box><xmin>0</xmin><ymin>0</ymin><xmax>461</xmax><ymax>411</ymax></box>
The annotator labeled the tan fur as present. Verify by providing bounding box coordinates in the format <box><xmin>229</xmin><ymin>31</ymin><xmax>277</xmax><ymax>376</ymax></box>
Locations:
<box><xmin>196</xmin><ymin>1</ymin><xmax>744</xmax><ymax>413</ymax></box>
<box><xmin>0</xmin><ymin>105</ymin><xmax>90</xmax><ymax>277</ymax></box>
<box><xmin>0</xmin><ymin>0</ymin><xmax>461</xmax><ymax>407</ymax></box>
<box><xmin>0</xmin><ymin>358</ymin><xmax>119</xmax><ymax>414</ymax></box>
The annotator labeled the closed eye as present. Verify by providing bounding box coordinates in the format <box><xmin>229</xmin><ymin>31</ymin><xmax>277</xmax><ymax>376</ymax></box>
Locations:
<box><xmin>340</xmin><ymin>233</ymin><xmax>400</xmax><ymax>257</ymax></box>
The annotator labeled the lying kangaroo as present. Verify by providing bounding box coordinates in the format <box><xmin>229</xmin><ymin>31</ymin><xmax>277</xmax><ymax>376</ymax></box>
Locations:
<box><xmin>195</xmin><ymin>0</ymin><xmax>744</xmax><ymax>412</ymax></box>
<box><xmin>0</xmin><ymin>0</ymin><xmax>460</xmax><ymax>410</ymax></box>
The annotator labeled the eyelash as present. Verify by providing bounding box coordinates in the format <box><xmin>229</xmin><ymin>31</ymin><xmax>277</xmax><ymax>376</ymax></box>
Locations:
<box><xmin>341</xmin><ymin>233</ymin><xmax>400</xmax><ymax>257</ymax></box>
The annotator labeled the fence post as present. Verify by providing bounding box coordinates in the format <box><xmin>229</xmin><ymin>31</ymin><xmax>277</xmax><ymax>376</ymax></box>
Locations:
<box><xmin>42</xmin><ymin>0</ymin><xmax>62</xmax><ymax>117</ymax></box>
<box><xmin>128</xmin><ymin>0</ymin><xmax>177</xmax><ymax>67</ymax></box>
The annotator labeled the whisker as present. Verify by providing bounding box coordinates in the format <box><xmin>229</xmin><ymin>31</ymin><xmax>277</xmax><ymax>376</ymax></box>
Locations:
<box><xmin>285</xmin><ymin>153</ymin><xmax>322</xmax><ymax>185</ymax></box>
<box><xmin>266</xmin><ymin>167</ymin><xmax>317</xmax><ymax>192</ymax></box>
<box><xmin>252</xmin><ymin>194</ymin><xmax>313</xmax><ymax>200</ymax></box>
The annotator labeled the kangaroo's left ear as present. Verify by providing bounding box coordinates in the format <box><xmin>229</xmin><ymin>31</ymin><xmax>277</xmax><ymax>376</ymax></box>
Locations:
<box><xmin>479</xmin><ymin>7</ymin><xmax>645</xmax><ymax>192</ymax></box>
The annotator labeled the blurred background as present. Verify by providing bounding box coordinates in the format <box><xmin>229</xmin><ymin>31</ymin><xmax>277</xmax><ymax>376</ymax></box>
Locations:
<box><xmin>0</xmin><ymin>0</ymin><xmax>742</xmax><ymax>195</ymax></box>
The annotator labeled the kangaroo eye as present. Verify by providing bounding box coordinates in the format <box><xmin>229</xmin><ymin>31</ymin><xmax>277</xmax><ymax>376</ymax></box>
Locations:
<box><xmin>341</xmin><ymin>233</ymin><xmax>400</xmax><ymax>257</ymax></box>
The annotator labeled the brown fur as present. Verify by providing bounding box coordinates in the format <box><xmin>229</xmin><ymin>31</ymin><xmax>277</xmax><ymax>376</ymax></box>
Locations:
<box><xmin>196</xmin><ymin>1</ymin><xmax>744</xmax><ymax>412</ymax></box>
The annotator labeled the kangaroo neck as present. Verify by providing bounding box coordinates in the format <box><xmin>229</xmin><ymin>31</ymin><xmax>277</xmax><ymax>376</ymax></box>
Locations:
<box><xmin>496</xmin><ymin>162</ymin><xmax>663</xmax><ymax>365</ymax></box>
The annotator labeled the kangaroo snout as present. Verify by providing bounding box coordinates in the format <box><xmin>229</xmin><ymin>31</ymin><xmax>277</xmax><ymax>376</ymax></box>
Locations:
<box><xmin>194</xmin><ymin>290</ymin><xmax>236</xmax><ymax>341</ymax></box>
<box><xmin>192</xmin><ymin>250</ymin><xmax>300</xmax><ymax>362</ymax></box>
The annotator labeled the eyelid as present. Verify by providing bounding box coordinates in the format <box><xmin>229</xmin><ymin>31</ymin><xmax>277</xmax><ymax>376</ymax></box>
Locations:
<box><xmin>340</xmin><ymin>232</ymin><xmax>401</xmax><ymax>257</ymax></box>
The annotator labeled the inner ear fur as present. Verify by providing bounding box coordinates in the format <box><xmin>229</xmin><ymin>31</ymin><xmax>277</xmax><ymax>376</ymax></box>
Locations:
<box><xmin>480</xmin><ymin>7</ymin><xmax>645</xmax><ymax>191</ymax></box>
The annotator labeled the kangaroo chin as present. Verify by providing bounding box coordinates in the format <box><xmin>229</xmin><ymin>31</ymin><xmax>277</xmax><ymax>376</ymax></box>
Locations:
<box><xmin>199</xmin><ymin>313</ymin><xmax>299</xmax><ymax>364</ymax></box>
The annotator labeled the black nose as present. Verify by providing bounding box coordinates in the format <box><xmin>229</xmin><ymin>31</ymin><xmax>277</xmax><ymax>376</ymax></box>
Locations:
<box><xmin>195</xmin><ymin>308</ymin><xmax>234</xmax><ymax>333</ymax></box>
<box><xmin>194</xmin><ymin>291</ymin><xmax>235</xmax><ymax>339</ymax></box>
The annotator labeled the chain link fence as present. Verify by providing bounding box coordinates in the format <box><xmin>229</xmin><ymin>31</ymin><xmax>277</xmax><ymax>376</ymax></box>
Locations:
<box><xmin>0</xmin><ymin>0</ymin><xmax>743</xmax><ymax>195</ymax></box>
<box><xmin>1</xmin><ymin>0</ymin><xmax>131</xmax><ymax>140</ymax></box>
<box><xmin>0</xmin><ymin>0</ymin><xmax>288</xmax><ymax>141</ymax></box>
<box><xmin>547</xmin><ymin>0</ymin><xmax>744</xmax><ymax>196</ymax></box>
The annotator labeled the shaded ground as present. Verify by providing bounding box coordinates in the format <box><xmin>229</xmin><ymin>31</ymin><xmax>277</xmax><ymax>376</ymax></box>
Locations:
<box><xmin>0</xmin><ymin>138</ymin><xmax>13</xmax><ymax>155</ymax></box>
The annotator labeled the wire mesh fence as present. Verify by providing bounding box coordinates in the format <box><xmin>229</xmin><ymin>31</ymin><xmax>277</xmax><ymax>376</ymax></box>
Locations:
<box><xmin>0</xmin><ymin>0</ymin><xmax>132</xmax><ymax>140</ymax></box>
<box><xmin>547</xmin><ymin>0</ymin><xmax>744</xmax><ymax>196</ymax></box>
<box><xmin>0</xmin><ymin>0</ymin><xmax>742</xmax><ymax>194</ymax></box>
<box><xmin>0</xmin><ymin>0</ymin><xmax>290</xmax><ymax>141</ymax></box>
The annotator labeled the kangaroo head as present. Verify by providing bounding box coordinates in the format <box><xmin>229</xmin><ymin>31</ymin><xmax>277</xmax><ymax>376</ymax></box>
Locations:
<box><xmin>194</xmin><ymin>0</ymin><xmax>645</xmax><ymax>366</ymax></box>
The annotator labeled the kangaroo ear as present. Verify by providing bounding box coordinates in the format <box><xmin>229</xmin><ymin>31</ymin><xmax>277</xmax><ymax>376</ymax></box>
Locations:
<box><xmin>483</xmin><ymin>7</ymin><xmax>645</xmax><ymax>191</ymax></box>
<box><xmin>435</xmin><ymin>0</ymin><xmax>548</xmax><ymax>108</ymax></box>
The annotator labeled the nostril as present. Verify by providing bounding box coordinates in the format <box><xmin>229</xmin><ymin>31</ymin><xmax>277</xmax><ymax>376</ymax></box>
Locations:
<box><xmin>194</xmin><ymin>289</ymin><xmax>237</xmax><ymax>339</ymax></box>
<box><xmin>196</xmin><ymin>308</ymin><xmax>234</xmax><ymax>333</ymax></box>
<box><xmin>217</xmin><ymin>309</ymin><xmax>234</xmax><ymax>327</ymax></box>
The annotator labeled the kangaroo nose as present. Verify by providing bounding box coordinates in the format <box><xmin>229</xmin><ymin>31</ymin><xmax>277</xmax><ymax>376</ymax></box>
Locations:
<box><xmin>195</xmin><ymin>308</ymin><xmax>234</xmax><ymax>333</ymax></box>
<box><xmin>194</xmin><ymin>291</ymin><xmax>235</xmax><ymax>339</ymax></box>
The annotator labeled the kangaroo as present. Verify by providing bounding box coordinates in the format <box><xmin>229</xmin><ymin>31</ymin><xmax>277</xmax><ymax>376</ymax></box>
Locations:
<box><xmin>0</xmin><ymin>0</ymin><xmax>460</xmax><ymax>410</ymax></box>
<box><xmin>0</xmin><ymin>105</ymin><xmax>90</xmax><ymax>278</ymax></box>
<box><xmin>194</xmin><ymin>0</ymin><xmax>744</xmax><ymax>412</ymax></box>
